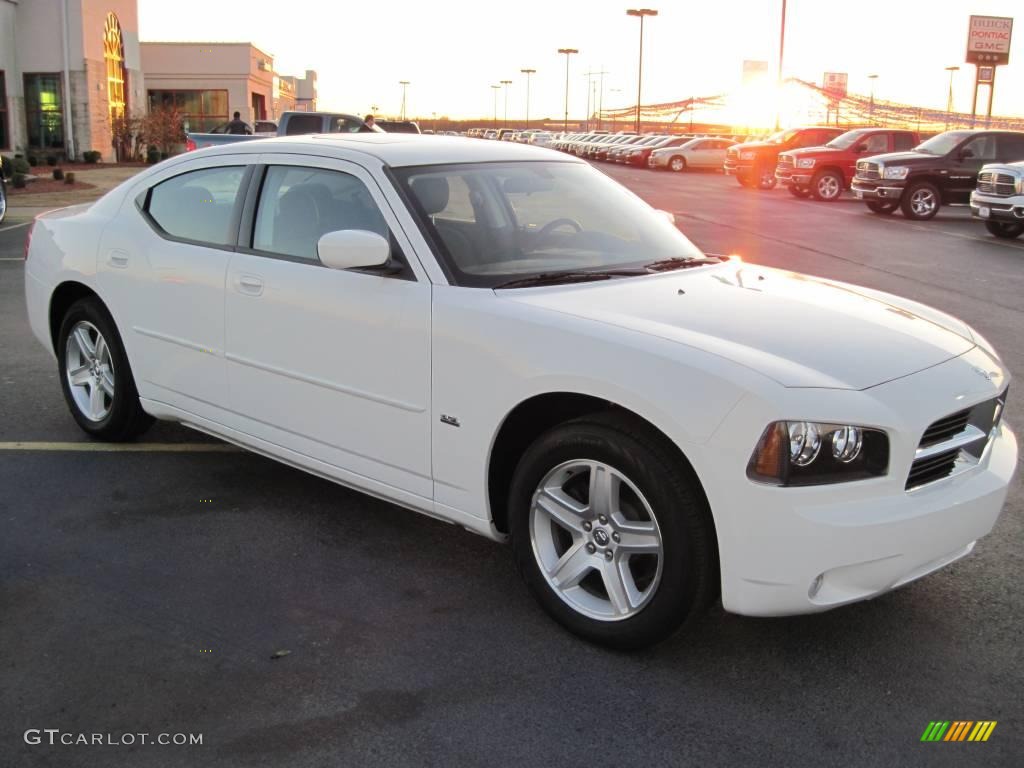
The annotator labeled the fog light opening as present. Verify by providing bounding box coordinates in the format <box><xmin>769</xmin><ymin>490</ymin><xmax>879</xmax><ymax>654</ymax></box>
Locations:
<box><xmin>808</xmin><ymin>573</ymin><xmax>824</xmax><ymax>599</ymax></box>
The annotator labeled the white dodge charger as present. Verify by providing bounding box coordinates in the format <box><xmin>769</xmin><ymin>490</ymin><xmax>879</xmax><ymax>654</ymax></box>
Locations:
<box><xmin>24</xmin><ymin>135</ymin><xmax>1017</xmax><ymax>648</ymax></box>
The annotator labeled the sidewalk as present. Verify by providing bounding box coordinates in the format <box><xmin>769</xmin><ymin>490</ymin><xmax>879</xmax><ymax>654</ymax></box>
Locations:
<box><xmin>4</xmin><ymin>165</ymin><xmax>145</xmax><ymax>225</ymax></box>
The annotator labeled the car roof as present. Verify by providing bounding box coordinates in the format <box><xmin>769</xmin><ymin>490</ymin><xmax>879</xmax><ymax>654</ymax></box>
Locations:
<box><xmin>185</xmin><ymin>133</ymin><xmax>580</xmax><ymax>168</ymax></box>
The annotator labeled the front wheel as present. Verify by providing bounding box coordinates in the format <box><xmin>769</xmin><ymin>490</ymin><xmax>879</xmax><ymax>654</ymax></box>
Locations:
<box><xmin>866</xmin><ymin>200</ymin><xmax>898</xmax><ymax>215</ymax></box>
<box><xmin>788</xmin><ymin>185</ymin><xmax>810</xmax><ymax>198</ymax></box>
<box><xmin>669</xmin><ymin>156</ymin><xmax>686</xmax><ymax>172</ymax></box>
<box><xmin>811</xmin><ymin>170</ymin><xmax>844</xmax><ymax>201</ymax></box>
<box><xmin>509</xmin><ymin>413</ymin><xmax>716</xmax><ymax>649</ymax></box>
<box><xmin>984</xmin><ymin>220</ymin><xmax>1024</xmax><ymax>239</ymax></box>
<box><xmin>57</xmin><ymin>297</ymin><xmax>153</xmax><ymax>441</ymax></box>
<box><xmin>755</xmin><ymin>165</ymin><xmax>777</xmax><ymax>190</ymax></box>
<box><xmin>901</xmin><ymin>181</ymin><xmax>941</xmax><ymax>221</ymax></box>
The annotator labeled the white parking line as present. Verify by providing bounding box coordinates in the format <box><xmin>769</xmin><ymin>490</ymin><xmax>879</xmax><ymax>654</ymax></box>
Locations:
<box><xmin>0</xmin><ymin>222</ymin><xmax>31</xmax><ymax>233</ymax></box>
<box><xmin>0</xmin><ymin>441</ymin><xmax>240</xmax><ymax>452</ymax></box>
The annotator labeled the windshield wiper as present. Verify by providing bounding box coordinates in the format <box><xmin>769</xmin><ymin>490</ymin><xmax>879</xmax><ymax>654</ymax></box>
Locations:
<box><xmin>644</xmin><ymin>256</ymin><xmax>723</xmax><ymax>272</ymax></box>
<box><xmin>494</xmin><ymin>269</ymin><xmax>647</xmax><ymax>289</ymax></box>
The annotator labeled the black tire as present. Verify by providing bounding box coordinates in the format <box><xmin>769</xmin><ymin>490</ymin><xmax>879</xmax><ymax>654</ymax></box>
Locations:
<box><xmin>508</xmin><ymin>412</ymin><xmax>717</xmax><ymax>650</ymax></box>
<box><xmin>788</xmin><ymin>185</ymin><xmax>810</xmax><ymax>198</ymax></box>
<box><xmin>900</xmin><ymin>181</ymin><xmax>941</xmax><ymax>221</ymax></box>
<box><xmin>866</xmin><ymin>200</ymin><xmax>898</xmax><ymax>215</ymax></box>
<box><xmin>669</xmin><ymin>156</ymin><xmax>686</xmax><ymax>172</ymax></box>
<box><xmin>984</xmin><ymin>220</ymin><xmax>1024</xmax><ymax>239</ymax></box>
<box><xmin>810</xmin><ymin>169</ymin><xmax>844</xmax><ymax>202</ymax></box>
<box><xmin>57</xmin><ymin>297</ymin><xmax>153</xmax><ymax>441</ymax></box>
<box><xmin>754</xmin><ymin>164</ymin><xmax>777</xmax><ymax>190</ymax></box>
<box><xmin>736</xmin><ymin>175</ymin><xmax>750</xmax><ymax>188</ymax></box>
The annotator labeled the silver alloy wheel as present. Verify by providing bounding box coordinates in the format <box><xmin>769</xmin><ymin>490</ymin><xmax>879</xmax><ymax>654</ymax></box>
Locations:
<box><xmin>909</xmin><ymin>187</ymin><xmax>937</xmax><ymax>216</ymax></box>
<box><xmin>670</xmin><ymin>156</ymin><xmax>685</xmax><ymax>172</ymax></box>
<box><xmin>817</xmin><ymin>174</ymin><xmax>841</xmax><ymax>200</ymax></box>
<box><xmin>65</xmin><ymin>320</ymin><xmax>115</xmax><ymax>422</ymax></box>
<box><xmin>529</xmin><ymin>459</ymin><xmax>664</xmax><ymax>621</ymax></box>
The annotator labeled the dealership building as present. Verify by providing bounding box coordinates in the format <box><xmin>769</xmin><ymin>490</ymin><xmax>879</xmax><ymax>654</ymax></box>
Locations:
<box><xmin>1</xmin><ymin>0</ymin><xmax>317</xmax><ymax>160</ymax></box>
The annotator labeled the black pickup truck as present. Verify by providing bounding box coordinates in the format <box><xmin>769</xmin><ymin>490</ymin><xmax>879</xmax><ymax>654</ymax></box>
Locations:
<box><xmin>851</xmin><ymin>129</ymin><xmax>1024</xmax><ymax>220</ymax></box>
<box><xmin>724</xmin><ymin>127</ymin><xmax>844</xmax><ymax>189</ymax></box>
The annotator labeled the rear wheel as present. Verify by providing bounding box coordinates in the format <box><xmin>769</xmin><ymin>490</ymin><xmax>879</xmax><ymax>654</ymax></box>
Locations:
<box><xmin>866</xmin><ymin>200</ymin><xmax>898</xmax><ymax>215</ymax></box>
<box><xmin>57</xmin><ymin>298</ymin><xmax>153</xmax><ymax>441</ymax></box>
<box><xmin>669</xmin><ymin>156</ymin><xmax>686</xmax><ymax>172</ymax></box>
<box><xmin>984</xmin><ymin>220</ymin><xmax>1024</xmax><ymax>239</ymax></box>
<box><xmin>509</xmin><ymin>412</ymin><xmax>716</xmax><ymax>650</ymax></box>
<box><xmin>811</xmin><ymin>170</ymin><xmax>844</xmax><ymax>201</ymax></box>
<box><xmin>901</xmin><ymin>181</ymin><xmax>941</xmax><ymax>221</ymax></box>
<box><xmin>788</xmin><ymin>185</ymin><xmax>810</xmax><ymax>198</ymax></box>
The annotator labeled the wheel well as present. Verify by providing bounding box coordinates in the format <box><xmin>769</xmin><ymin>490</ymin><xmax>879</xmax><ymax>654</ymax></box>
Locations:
<box><xmin>49</xmin><ymin>281</ymin><xmax>100</xmax><ymax>353</ymax></box>
<box><xmin>487</xmin><ymin>393</ymin><xmax>710</xmax><ymax>537</ymax></box>
<box><xmin>817</xmin><ymin>165</ymin><xmax>845</xmax><ymax>181</ymax></box>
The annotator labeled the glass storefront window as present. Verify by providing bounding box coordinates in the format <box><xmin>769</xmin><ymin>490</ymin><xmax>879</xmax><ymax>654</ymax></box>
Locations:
<box><xmin>147</xmin><ymin>90</ymin><xmax>229</xmax><ymax>134</ymax></box>
<box><xmin>24</xmin><ymin>74</ymin><xmax>65</xmax><ymax>150</ymax></box>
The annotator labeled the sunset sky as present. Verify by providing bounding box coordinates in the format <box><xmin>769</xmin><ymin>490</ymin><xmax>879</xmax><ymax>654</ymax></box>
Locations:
<box><xmin>138</xmin><ymin>0</ymin><xmax>1022</xmax><ymax>124</ymax></box>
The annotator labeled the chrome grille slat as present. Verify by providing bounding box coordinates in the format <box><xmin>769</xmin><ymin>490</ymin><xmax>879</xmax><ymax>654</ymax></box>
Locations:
<box><xmin>978</xmin><ymin>171</ymin><xmax>1018</xmax><ymax>196</ymax></box>
<box><xmin>856</xmin><ymin>161</ymin><xmax>880</xmax><ymax>181</ymax></box>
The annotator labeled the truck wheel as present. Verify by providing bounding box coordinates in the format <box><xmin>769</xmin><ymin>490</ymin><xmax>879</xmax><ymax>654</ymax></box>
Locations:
<box><xmin>736</xmin><ymin>175</ymin><xmax>750</xmax><ymax>188</ymax></box>
<box><xmin>755</xmin><ymin>165</ymin><xmax>777</xmax><ymax>190</ymax></box>
<box><xmin>509</xmin><ymin>412</ymin><xmax>717</xmax><ymax>650</ymax></box>
<box><xmin>866</xmin><ymin>200</ymin><xmax>898</xmax><ymax>215</ymax></box>
<box><xmin>669</xmin><ymin>156</ymin><xmax>686</xmax><ymax>172</ymax></box>
<box><xmin>788</xmin><ymin>185</ymin><xmax>809</xmax><ymax>198</ymax></box>
<box><xmin>901</xmin><ymin>182</ymin><xmax>941</xmax><ymax>221</ymax></box>
<box><xmin>984</xmin><ymin>220</ymin><xmax>1024</xmax><ymax>239</ymax></box>
<box><xmin>811</xmin><ymin>170</ymin><xmax>844</xmax><ymax>201</ymax></box>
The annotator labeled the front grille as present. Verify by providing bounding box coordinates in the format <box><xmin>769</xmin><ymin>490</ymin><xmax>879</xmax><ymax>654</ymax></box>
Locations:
<box><xmin>977</xmin><ymin>171</ymin><xmax>1017</xmax><ymax>196</ymax></box>
<box><xmin>906</xmin><ymin>391</ymin><xmax>1008</xmax><ymax>491</ymax></box>
<box><xmin>856</xmin><ymin>161</ymin><xmax>880</xmax><ymax>180</ymax></box>
<box><xmin>778</xmin><ymin>155</ymin><xmax>794</xmax><ymax>169</ymax></box>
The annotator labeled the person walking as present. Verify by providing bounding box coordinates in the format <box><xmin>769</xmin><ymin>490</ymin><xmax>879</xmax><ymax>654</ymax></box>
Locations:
<box><xmin>226</xmin><ymin>112</ymin><xmax>252</xmax><ymax>135</ymax></box>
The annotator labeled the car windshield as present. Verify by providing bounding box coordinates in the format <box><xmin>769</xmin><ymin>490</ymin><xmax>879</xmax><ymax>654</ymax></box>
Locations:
<box><xmin>826</xmin><ymin>130</ymin><xmax>868</xmax><ymax>149</ymax></box>
<box><xmin>396</xmin><ymin>161</ymin><xmax>705</xmax><ymax>288</ymax></box>
<box><xmin>914</xmin><ymin>131</ymin><xmax>971</xmax><ymax>155</ymax></box>
<box><xmin>767</xmin><ymin>129</ymin><xmax>799</xmax><ymax>144</ymax></box>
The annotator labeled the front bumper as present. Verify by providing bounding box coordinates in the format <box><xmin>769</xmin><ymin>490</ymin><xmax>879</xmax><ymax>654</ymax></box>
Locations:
<box><xmin>724</xmin><ymin>161</ymin><xmax>754</xmax><ymax>178</ymax></box>
<box><xmin>970</xmin><ymin>191</ymin><xmax>1024</xmax><ymax>222</ymax></box>
<box><xmin>776</xmin><ymin>169</ymin><xmax>812</xmax><ymax>187</ymax></box>
<box><xmin>698</xmin><ymin>347</ymin><xmax>1016</xmax><ymax>617</ymax></box>
<box><xmin>852</xmin><ymin>178</ymin><xmax>906</xmax><ymax>201</ymax></box>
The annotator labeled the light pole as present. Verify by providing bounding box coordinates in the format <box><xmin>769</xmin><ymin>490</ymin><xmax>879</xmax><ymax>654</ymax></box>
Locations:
<box><xmin>557</xmin><ymin>48</ymin><xmax>579</xmax><ymax>131</ymax></box>
<box><xmin>491</xmin><ymin>84</ymin><xmax>500</xmax><ymax>127</ymax></box>
<box><xmin>398</xmin><ymin>81</ymin><xmax>410</xmax><ymax>120</ymax></box>
<box><xmin>626</xmin><ymin>9</ymin><xmax>657</xmax><ymax>134</ymax></box>
<box><xmin>521</xmin><ymin>68</ymin><xmax>536</xmax><ymax>129</ymax></box>
<box><xmin>944</xmin><ymin>66</ymin><xmax>960</xmax><ymax>130</ymax></box>
<box><xmin>775</xmin><ymin>0</ymin><xmax>787</xmax><ymax>130</ymax></box>
<box><xmin>500</xmin><ymin>79</ymin><xmax>512</xmax><ymax>128</ymax></box>
<box><xmin>867</xmin><ymin>74</ymin><xmax>878</xmax><ymax>124</ymax></box>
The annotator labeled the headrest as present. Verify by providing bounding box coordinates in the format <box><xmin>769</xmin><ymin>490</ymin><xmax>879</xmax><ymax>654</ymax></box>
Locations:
<box><xmin>411</xmin><ymin>176</ymin><xmax>450</xmax><ymax>215</ymax></box>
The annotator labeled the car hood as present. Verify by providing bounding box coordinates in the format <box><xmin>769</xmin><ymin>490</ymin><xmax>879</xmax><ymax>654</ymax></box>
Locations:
<box><xmin>500</xmin><ymin>263</ymin><xmax>975</xmax><ymax>390</ymax></box>
<box><xmin>784</xmin><ymin>146</ymin><xmax>843</xmax><ymax>159</ymax></box>
<box><xmin>730</xmin><ymin>140</ymin><xmax>782</xmax><ymax>154</ymax></box>
<box><xmin>859</xmin><ymin>150</ymin><xmax>936</xmax><ymax>166</ymax></box>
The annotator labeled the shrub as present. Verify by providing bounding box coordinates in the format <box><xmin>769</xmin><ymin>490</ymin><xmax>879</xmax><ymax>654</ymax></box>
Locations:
<box><xmin>46</xmin><ymin>155</ymin><xmax>58</xmax><ymax>166</ymax></box>
<box><xmin>83</xmin><ymin>150</ymin><xmax>102</xmax><ymax>164</ymax></box>
<box><xmin>0</xmin><ymin>155</ymin><xmax>11</xmax><ymax>181</ymax></box>
<box><xmin>28</xmin><ymin>155</ymin><xmax>39</xmax><ymax>166</ymax></box>
<box><xmin>146</xmin><ymin>146</ymin><xmax>161</xmax><ymax>164</ymax></box>
<box><xmin>53</xmin><ymin>168</ymin><xmax>64</xmax><ymax>181</ymax></box>
<box><xmin>64</xmin><ymin>172</ymin><xmax>76</xmax><ymax>185</ymax></box>
<box><xmin>13</xmin><ymin>173</ymin><xmax>27</xmax><ymax>189</ymax></box>
<box><xmin>14</xmin><ymin>157</ymin><xmax>31</xmax><ymax>175</ymax></box>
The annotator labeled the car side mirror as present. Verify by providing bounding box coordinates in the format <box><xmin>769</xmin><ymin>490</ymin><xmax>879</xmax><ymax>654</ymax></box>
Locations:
<box><xmin>317</xmin><ymin>229</ymin><xmax>391</xmax><ymax>271</ymax></box>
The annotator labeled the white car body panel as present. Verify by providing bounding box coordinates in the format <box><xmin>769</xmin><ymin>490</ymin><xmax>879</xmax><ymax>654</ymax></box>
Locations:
<box><xmin>24</xmin><ymin>134</ymin><xmax>1017</xmax><ymax>616</ymax></box>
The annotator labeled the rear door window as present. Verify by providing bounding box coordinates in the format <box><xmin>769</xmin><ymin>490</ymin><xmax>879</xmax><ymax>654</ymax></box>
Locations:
<box><xmin>997</xmin><ymin>134</ymin><xmax>1024</xmax><ymax>162</ymax></box>
<box><xmin>146</xmin><ymin>166</ymin><xmax>246</xmax><ymax>246</ymax></box>
<box><xmin>284</xmin><ymin>115</ymin><xmax>322</xmax><ymax>135</ymax></box>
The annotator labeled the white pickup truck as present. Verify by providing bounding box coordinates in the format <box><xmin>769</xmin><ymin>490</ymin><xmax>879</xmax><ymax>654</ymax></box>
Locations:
<box><xmin>185</xmin><ymin>111</ymin><xmax>376</xmax><ymax>152</ymax></box>
<box><xmin>971</xmin><ymin>161</ymin><xmax>1024</xmax><ymax>239</ymax></box>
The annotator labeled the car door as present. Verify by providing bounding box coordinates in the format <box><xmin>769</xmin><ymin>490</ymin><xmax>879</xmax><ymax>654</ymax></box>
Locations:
<box><xmin>851</xmin><ymin>132</ymin><xmax>891</xmax><ymax>180</ymax></box>
<box><xmin>686</xmin><ymin>140</ymin><xmax>712</xmax><ymax>167</ymax></box>
<box><xmin>707</xmin><ymin>139</ymin><xmax>732</xmax><ymax>168</ymax></box>
<box><xmin>102</xmin><ymin>159</ymin><xmax>252</xmax><ymax>417</ymax></box>
<box><xmin>948</xmin><ymin>134</ymin><xmax>997</xmax><ymax>202</ymax></box>
<box><xmin>223</xmin><ymin>155</ymin><xmax>433</xmax><ymax>499</ymax></box>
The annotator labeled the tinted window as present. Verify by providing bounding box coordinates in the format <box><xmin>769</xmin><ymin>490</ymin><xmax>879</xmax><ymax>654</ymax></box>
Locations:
<box><xmin>998</xmin><ymin>134</ymin><xmax>1024</xmax><ymax>161</ymax></box>
<box><xmin>147</xmin><ymin>166</ymin><xmax>245</xmax><ymax>246</ymax></box>
<box><xmin>961</xmin><ymin>135</ymin><xmax>997</xmax><ymax>161</ymax></box>
<box><xmin>284</xmin><ymin>115</ymin><xmax>322</xmax><ymax>135</ymax></box>
<box><xmin>253</xmin><ymin>166</ymin><xmax>390</xmax><ymax>261</ymax></box>
<box><xmin>893</xmin><ymin>133</ymin><xmax>916</xmax><ymax>151</ymax></box>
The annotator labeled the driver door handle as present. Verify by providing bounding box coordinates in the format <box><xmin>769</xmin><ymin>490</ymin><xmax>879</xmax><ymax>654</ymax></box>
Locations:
<box><xmin>236</xmin><ymin>274</ymin><xmax>264</xmax><ymax>296</ymax></box>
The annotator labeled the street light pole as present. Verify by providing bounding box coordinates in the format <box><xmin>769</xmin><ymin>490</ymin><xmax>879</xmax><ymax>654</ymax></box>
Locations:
<box><xmin>944</xmin><ymin>66</ymin><xmax>960</xmax><ymax>130</ymax></box>
<box><xmin>500</xmin><ymin>79</ymin><xmax>512</xmax><ymax>129</ymax></box>
<box><xmin>521</xmin><ymin>68</ymin><xmax>536</xmax><ymax>129</ymax></box>
<box><xmin>398</xmin><ymin>81</ymin><xmax>410</xmax><ymax>120</ymax></box>
<box><xmin>491</xmin><ymin>84</ymin><xmax>500</xmax><ymax>126</ymax></box>
<box><xmin>557</xmin><ymin>48</ymin><xmax>579</xmax><ymax>131</ymax></box>
<box><xmin>867</xmin><ymin>74</ymin><xmax>878</xmax><ymax>124</ymax></box>
<box><xmin>775</xmin><ymin>0</ymin><xmax>787</xmax><ymax>130</ymax></box>
<box><xmin>626</xmin><ymin>8</ymin><xmax>657</xmax><ymax>134</ymax></box>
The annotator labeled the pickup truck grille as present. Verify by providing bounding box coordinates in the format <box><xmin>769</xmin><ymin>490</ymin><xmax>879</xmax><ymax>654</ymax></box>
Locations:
<box><xmin>906</xmin><ymin>391</ymin><xmax>1007</xmax><ymax>491</ymax></box>
<box><xmin>977</xmin><ymin>171</ymin><xmax>1017</xmax><ymax>196</ymax></box>
<box><xmin>777</xmin><ymin>155</ymin><xmax>794</xmax><ymax>169</ymax></box>
<box><xmin>856</xmin><ymin>161</ymin><xmax>880</xmax><ymax>180</ymax></box>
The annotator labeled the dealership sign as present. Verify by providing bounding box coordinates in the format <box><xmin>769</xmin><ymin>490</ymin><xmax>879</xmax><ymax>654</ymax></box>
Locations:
<box><xmin>822</xmin><ymin>72</ymin><xmax>848</xmax><ymax>98</ymax></box>
<box><xmin>966</xmin><ymin>15</ymin><xmax>1013</xmax><ymax>65</ymax></box>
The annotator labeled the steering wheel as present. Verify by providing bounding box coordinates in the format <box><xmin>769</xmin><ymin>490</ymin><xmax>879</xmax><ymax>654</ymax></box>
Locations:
<box><xmin>535</xmin><ymin>217</ymin><xmax>583</xmax><ymax>244</ymax></box>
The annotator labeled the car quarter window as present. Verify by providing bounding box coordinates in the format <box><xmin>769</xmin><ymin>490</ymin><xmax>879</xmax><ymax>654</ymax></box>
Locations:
<box><xmin>252</xmin><ymin>165</ymin><xmax>393</xmax><ymax>263</ymax></box>
<box><xmin>893</xmin><ymin>133</ymin><xmax>916</xmax><ymax>152</ymax></box>
<box><xmin>146</xmin><ymin>166</ymin><xmax>246</xmax><ymax>246</ymax></box>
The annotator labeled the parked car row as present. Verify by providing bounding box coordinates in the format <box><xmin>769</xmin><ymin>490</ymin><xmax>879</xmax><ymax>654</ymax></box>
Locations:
<box><xmin>550</xmin><ymin>130</ymin><xmax>742</xmax><ymax>170</ymax></box>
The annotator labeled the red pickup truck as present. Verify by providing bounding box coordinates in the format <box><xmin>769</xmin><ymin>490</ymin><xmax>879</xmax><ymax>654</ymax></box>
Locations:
<box><xmin>775</xmin><ymin>127</ymin><xmax>919</xmax><ymax>201</ymax></box>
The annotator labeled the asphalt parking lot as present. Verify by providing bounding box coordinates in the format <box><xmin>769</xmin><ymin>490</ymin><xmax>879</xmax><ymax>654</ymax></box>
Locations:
<box><xmin>1</xmin><ymin>167</ymin><xmax>1022</xmax><ymax>768</ymax></box>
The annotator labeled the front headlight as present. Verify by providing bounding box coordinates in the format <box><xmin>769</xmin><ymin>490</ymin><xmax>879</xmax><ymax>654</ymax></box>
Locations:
<box><xmin>740</xmin><ymin>151</ymin><xmax>756</xmax><ymax>161</ymax></box>
<box><xmin>882</xmin><ymin>166</ymin><xmax>910</xmax><ymax>180</ymax></box>
<box><xmin>796</xmin><ymin>158</ymin><xmax>816</xmax><ymax>169</ymax></box>
<box><xmin>747</xmin><ymin>421</ymin><xmax>889</xmax><ymax>486</ymax></box>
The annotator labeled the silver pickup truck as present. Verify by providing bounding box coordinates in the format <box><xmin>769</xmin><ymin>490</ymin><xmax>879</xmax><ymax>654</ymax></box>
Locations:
<box><xmin>185</xmin><ymin>111</ymin><xmax>377</xmax><ymax>151</ymax></box>
<box><xmin>971</xmin><ymin>161</ymin><xmax>1024</xmax><ymax>240</ymax></box>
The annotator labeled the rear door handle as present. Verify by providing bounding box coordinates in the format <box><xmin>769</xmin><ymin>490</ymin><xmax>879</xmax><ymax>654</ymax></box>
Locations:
<box><xmin>236</xmin><ymin>274</ymin><xmax>264</xmax><ymax>296</ymax></box>
<box><xmin>108</xmin><ymin>250</ymin><xmax>129</xmax><ymax>268</ymax></box>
